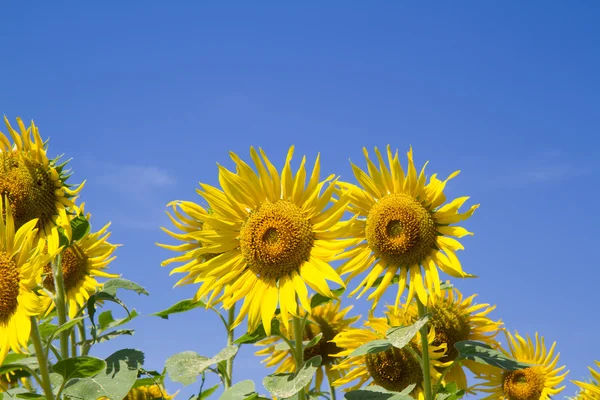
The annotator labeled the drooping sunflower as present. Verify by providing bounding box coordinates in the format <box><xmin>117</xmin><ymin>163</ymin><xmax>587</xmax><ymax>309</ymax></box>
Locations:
<box><xmin>474</xmin><ymin>331</ymin><xmax>568</xmax><ymax>400</ymax></box>
<box><xmin>403</xmin><ymin>286</ymin><xmax>503</xmax><ymax>391</ymax></box>
<box><xmin>256</xmin><ymin>301</ymin><xmax>360</xmax><ymax>391</ymax></box>
<box><xmin>0</xmin><ymin>199</ymin><xmax>55</xmax><ymax>363</ymax></box>
<box><xmin>160</xmin><ymin>146</ymin><xmax>356</xmax><ymax>334</ymax></box>
<box><xmin>331</xmin><ymin>309</ymin><xmax>449</xmax><ymax>398</ymax></box>
<box><xmin>43</xmin><ymin>205</ymin><xmax>119</xmax><ymax>318</ymax></box>
<box><xmin>573</xmin><ymin>361</ymin><xmax>600</xmax><ymax>400</ymax></box>
<box><xmin>338</xmin><ymin>146</ymin><xmax>478</xmax><ymax>308</ymax></box>
<box><xmin>0</xmin><ymin>117</ymin><xmax>84</xmax><ymax>251</ymax></box>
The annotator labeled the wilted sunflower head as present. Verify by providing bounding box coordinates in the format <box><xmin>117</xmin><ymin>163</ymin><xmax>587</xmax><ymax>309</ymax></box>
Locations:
<box><xmin>338</xmin><ymin>146</ymin><xmax>478</xmax><ymax>308</ymax></box>
<box><xmin>331</xmin><ymin>311</ymin><xmax>448</xmax><ymax>396</ymax></box>
<box><xmin>572</xmin><ymin>361</ymin><xmax>600</xmax><ymax>400</ymax></box>
<box><xmin>0</xmin><ymin>198</ymin><xmax>55</xmax><ymax>364</ymax></box>
<box><xmin>256</xmin><ymin>301</ymin><xmax>359</xmax><ymax>391</ymax></box>
<box><xmin>474</xmin><ymin>331</ymin><xmax>568</xmax><ymax>400</ymax></box>
<box><xmin>160</xmin><ymin>146</ymin><xmax>357</xmax><ymax>335</ymax></box>
<box><xmin>43</xmin><ymin>206</ymin><xmax>119</xmax><ymax>318</ymax></box>
<box><xmin>0</xmin><ymin>118</ymin><xmax>84</xmax><ymax>251</ymax></box>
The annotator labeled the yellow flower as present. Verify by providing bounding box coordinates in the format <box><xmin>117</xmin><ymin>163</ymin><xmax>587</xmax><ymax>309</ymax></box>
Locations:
<box><xmin>572</xmin><ymin>361</ymin><xmax>600</xmax><ymax>400</ymax></box>
<box><xmin>338</xmin><ymin>146</ymin><xmax>478</xmax><ymax>307</ymax></box>
<box><xmin>0</xmin><ymin>370</ymin><xmax>29</xmax><ymax>392</ymax></box>
<box><xmin>331</xmin><ymin>308</ymin><xmax>449</xmax><ymax>397</ymax></box>
<box><xmin>0</xmin><ymin>117</ymin><xmax>84</xmax><ymax>251</ymax></box>
<box><xmin>42</xmin><ymin>205</ymin><xmax>119</xmax><ymax>318</ymax></box>
<box><xmin>403</xmin><ymin>287</ymin><xmax>502</xmax><ymax>391</ymax></box>
<box><xmin>0</xmin><ymin>199</ymin><xmax>54</xmax><ymax>363</ymax></box>
<box><xmin>100</xmin><ymin>383</ymin><xmax>175</xmax><ymax>400</ymax></box>
<box><xmin>474</xmin><ymin>331</ymin><xmax>568</xmax><ymax>400</ymax></box>
<box><xmin>256</xmin><ymin>301</ymin><xmax>360</xmax><ymax>391</ymax></box>
<box><xmin>160</xmin><ymin>146</ymin><xmax>355</xmax><ymax>334</ymax></box>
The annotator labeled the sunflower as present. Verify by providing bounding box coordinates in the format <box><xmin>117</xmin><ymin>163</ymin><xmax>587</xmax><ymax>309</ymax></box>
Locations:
<box><xmin>100</xmin><ymin>383</ymin><xmax>176</xmax><ymax>400</ymax></box>
<box><xmin>338</xmin><ymin>146</ymin><xmax>478</xmax><ymax>308</ymax></box>
<box><xmin>0</xmin><ymin>117</ymin><xmax>84</xmax><ymax>251</ymax></box>
<box><xmin>43</xmin><ymin>205</ymin><xmax>119</xmax><ymax>318</ymax></box>
<box><xmin>0</xmin><ymin>199</ymin><xmax>54</xmax><ymax>364</ymax></box>
<box><xmin>160</xmin><ymin>146</ymin><xmax>356</xmax><ymax>334</ymax></box>
<box><xmin>573</xmin><ymin>361</ymin><xmax>600</xmax><ymax>400</ymax></box>
<box><xmin>331</xmin><ymin>309</ymin><xmax>449</xmax><ymax>398</ymax></box>
<box><xmin>256</xmin><ymin>301</ymin><xmax>360</xmax><ymax>391</ymax></box>
<box><xmin>474</xmin><ymin>331</ymin><xmax>567</xmax><ymax>400</ymax></box>
<box><xmin>402</xmin><ymin>286</ymin><xmax>502</xmax><ymax>391</ymax></box>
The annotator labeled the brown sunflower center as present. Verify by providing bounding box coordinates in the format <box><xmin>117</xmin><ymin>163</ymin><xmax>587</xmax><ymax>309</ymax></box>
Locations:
<box><xmin>0</xmin><ymin>152</ymin><xmax>59</xmax><ymax>231</ymax></box>
<box><xmin>0</xmin><ymin>252</ymin><xmax>20</xmax><ymax>323</ymax></box>
<box><xmin>43</xmin><ymin>245</ymin><xmax>88</xmax><ymax>292</ymax></box>
<box><xmin>365</xmin><ymin>347</ymin><xmax>422</xmax><ymax>392</ymax></box>
<box><xmin>503</xmin><ymin>367</ymin><xmax>546</xmax><ymax>400</ymax></box>
<box><xmin>302</xmin><ymin>319</ymin><xmax>342</xmax><ymax>365</ymax></box>
<box><xmin>365</xmin><ymin>194</ymin><xmax>437</xmax><ymax>266</ymax></box>
<box><xmin>240</xmin><ymin>201</ymin><xmax>313</xmax><ymax>280</ymax></box>
<box><xmin>429</xmin><ymin>303</ymin><xmax>471</xmax><ymax>361</ymax></box>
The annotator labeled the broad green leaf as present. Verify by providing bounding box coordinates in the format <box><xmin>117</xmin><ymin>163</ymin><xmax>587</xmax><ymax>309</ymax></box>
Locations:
<box><xmin>0</xmin><ymin>357</ymin><xmax>39</xmax><ymax>375</ymax></box>
<box><xmin>344</xmin><ymin>384</ymin><xmax>415</xmax><ymax>400</ymax></box>
<box><xmin>199</xmin><ymin>384</ymin><xmax>221</xmax><ymax>400</ymax></box>
<box><xmin>435</xmin><ymin>381</ymin><xmax>466</xmax><ymax>400</ymax></box>
<box><xmin>101</xmin><ymin>310</ymin><xmax>139</xmax><ymax>332</ymax></box>
<box><xmin>274</xmin><ymin>333</ymin><xmax>323</xmax><ymax>352</ymax></box>
<box><xmin>86</xmin><ymin>290</ymin><xmax>130</xmax><ymax>342</ymax></box>
<box><xmin>0</xmin><ymin>353</ymin><xmax>28</xmax><ymax>366</ymax></box>
<box><xmin>219</xmin><ymin>380</ymin><xmax>256</xmax><ymax>400</ymax></box>
<box><xmin>310</xmin><ymin>288</ymin><xmax>345</xmax><ymax>309</ymax></box>
<box><xmin>38</xmin><ymin>322</ymin><xmax>58</xmax><ymax>341</ymax></box>
<box><xmin>455</xmin><ymin>341</ymin><xmax>531</xmax><ymax>371</ymax></box>
<box><xmin>386</xmin><ymin>316</ymin><xmax>429</xmax><ymax>350</ymax></box>
<box><xmin>150</xmin><ymin>298</ymin><xmax>207</xmax><ymax>319</ymax></box>
<box><xmin>52</xmin><ymin>356</ymin><xmax>107</xmax><ymax>381</ymax></box>
<box><xmin>70</xmin><ymin>215</ymin><xmax>91</xmax><ymax>242</ymax></box>
<box><xmin>349</xmin><ymin>340</ymin><xmax>392</xmax><ymax>357</ymax></box>
<box><xmin>15</xmin><ymin>393</ymin><xmax>45</xmax><ymax>399</ymax></box>
<box><xmin>263</xmin><ymin>356</ymin><xmax>321</xmax><ymax>398</ymax></box>
<box><xmin>166</xmin><ymin>346</ymin><xmax>238</xmax><ymax>386</ymax></box>
<box><xmin>102</xmin><ymin>278</ymin><xmax>149</xmax><ymax>296</ymax></box>
<box><xmin>62</xmin><ymin>349</ymin><xmax>144</xmax><ymax>400</ymax></box>
<box><xmin>1</xmin><ymin>388</ymin><xmax>30</xmax><ymax>399</ymax></box>
<box><xmin>234</xmin><ymin>319</ymin><xmax>280</xmax><ymax>345</ymax></box>
<box><xmin>47</xmin><ymin>317</ymin><xmax>86</xmax><ymax>344</ymax></box>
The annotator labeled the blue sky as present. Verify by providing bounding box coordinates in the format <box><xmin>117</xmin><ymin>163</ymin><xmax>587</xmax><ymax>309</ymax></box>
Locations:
<box><xmin>1</xmin><ymin>2</ymin><xmax>599</xmax><ymax>398</ymax></box>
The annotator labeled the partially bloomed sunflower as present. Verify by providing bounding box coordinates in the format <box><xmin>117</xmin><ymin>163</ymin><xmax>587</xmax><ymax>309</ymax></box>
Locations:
<box><xmin>331</xmin><ymin>309</ymin><xmax>449</xmax><ymax>398</ymax></box>
<box><xmin>338</xmin><ymin>146</ymin><xmax>478</xmax><ymax>307</ymax></box>
<box><xmin>100</xmin><ymin>383</ymin><xmax>176</xmax><ymax>400</ymax></box>
<box><xmin>160</xmin><ymin>146</ymin><xmax>355</xmax><ymax>334</ymax></box>
<box><xmin>0</xmin><ymin>117</ymin><xmax>84</xmax><ymax>251</ymax></box>
<box><xmin>0</xmin><ymin>200</ymin><xmax>55</xmax><ymax>363</ymax></box>
<box><xmin>256</xmin><ymin>301</ymin><xmax>360</xmax><ymax>391</ymax></box>
<box><xmin>474</xmin><ymin>331</ymin><xmax>568</xmax><ymax>400</ymax></box>
<box><xmin>43</xmin><ymin>205</ymin><xmax>119</xmax><ymax>318</ymax></box>
<box><xmin>403</xmin><ymin>287</ymin><xmax>502</xmax><ymax>391</ymax></box>
<box><xmin>573</xmin><ymin>361</ymin><xmax>600</xmax><ymax>400</ymax></box>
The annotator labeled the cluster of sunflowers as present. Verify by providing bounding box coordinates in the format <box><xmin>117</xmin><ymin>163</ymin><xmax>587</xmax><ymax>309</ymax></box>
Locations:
<box><xmin>0</xmin><ymin>116</ymin><xmax>599</xmax><ymax>400</ymax></box>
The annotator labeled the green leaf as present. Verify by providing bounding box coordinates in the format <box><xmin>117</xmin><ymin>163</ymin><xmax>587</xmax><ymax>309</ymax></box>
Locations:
<box><xmin>263</xmin><ymin>356</ymin><xmax>321</xmax><ymax>398</ymax></box>
<box><xmin>52</xmin><ymin>356</ymin><xmax>107</xmax><ymax>381</ymax></box>
<box><xmin>15</xmin><ymin>393</ymin><xmax>46</xmax><ymax>399</ymax></box>
<box><xmin>77</xmin><ymin>329</ymin><xmax>135</xmax><ymax>346</ymax></box>
<box><xmin>370</xmin><ymin>275</ymin><xmax>400</xmax><ymax>288</ymax></box>
<box><xmin>274</xmin><ymin>333</ymin><xmax>323</xmax><ymax>352</ymax></box>
<box><xmin>435</xmin><ymin>382</ymin><xmax>466</xmax><ymax>400</ymax></box>
<box><xmin>102</xmin><ymin>278</ymin><xmax>149</xmax><ymax>296</ymax></box>
<box><xmin>38</xmin><ymin>322</ymin><xmax>58</xmax><ymax>341</ymax></box>
<box><xmin>166</xmin><ymin>346</ymin><xmax>238</xmax><ymax>386</ymax></box>
<box><xmin>386</xmin><ymin>316</ymin><xmax>429</xmax><ymax>350</ymax></box>
<box><xmin>454</xmin><ymin>341</ymin><xmax>532</xmax><ymax>371</ymax></box>
<box><xmin>62</xmin><ymin>349</ymin><xmax>144</xmax><ymax>400</ymax></box>
<box><xmin>310</xmin><ymin>288</ymin><xmax>345</xmax><ymax>309</ymax></box>
<box><xmin>344</xmin><ymin>384</ymin><xmax>415</xmax><ymax>400</ymax></box>
<box><xmin>150</xmin><ymin>298</ymin><xmax>207</xmax><ymax>319</ymax></box>
<box><xmin>219</xmin><ymin>380</ymin><xmax>256</xmax><ymax>400</ymax></box>
<box><xmin>199</xmin><ymin>384</ymin><xmax>220</xmax><ymax>400</ymax></box>
<box><xmin>86</xmin><ymin>291</ymin><xmax>130</xmax><ymax>342</ymax></box>
<box><xmin>47</xmin><ymin>317</ymin><xmax>86</xmax><ymax>345</ymax></box>
<box><xmin>70</xmin><ymin>215</ymin><xmax>90</xmax><ymax>242</ymax></box>
<box><xmin>439</xmin><ymin>282</ymin><xmax>453</xmax><ymax>291</ymax></box>
<box><xmin>349</xmin><ymin>340</ymin><xmax>392</xmax><ymax>357</ymax></box>
<box><xmin>234</xmin><ymin>319</ymin><xmax>280</xmax><ymax>345</ymax></box>
<box><xmin>101</xmin><ymin>310</ymin><xmax>139</xmax><ymax>332</ymax></box>
<box><xmin>0</xmin><ymin>357</ymin><xmax>39</xmax><ymax>375</ymax></box>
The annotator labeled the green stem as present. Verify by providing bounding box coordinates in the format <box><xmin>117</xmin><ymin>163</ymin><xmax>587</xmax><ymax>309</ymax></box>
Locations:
<box><xmin>70</xmin><ymin>329</ymin><xmax>77</xmax><ymax>357</ymax></box>
<box><xmin>78</xmin><ymin>319</ymin><xmax>90</xmax><ymax>356</ymax></box>
<box><xmin>416</xmin><ymin>299</ymin><xmax>432</xmax><ymax>400</ymax></box>
<box><xmin>327</xmin><ymin>372</ymin><xmax>337</xmax><ymax>400</ymax></box>
<box><xmin>225</xmin><ymin>304</ymin><xmax>236</xmax><ymax>389</ymax></box>
<box><xmin>30</xmin><ymin>317</ymin><xmax>55</xmax><ymax>400</ymax></box>
<box><xmin>293</xmin><ymin>314</ymin><xmax>306</xmax><ymax>400</ymax></box>
<box><xmin>52</xmin><ymin>254</ymin><xmax>69</xmax><ymax>359</ymax></box>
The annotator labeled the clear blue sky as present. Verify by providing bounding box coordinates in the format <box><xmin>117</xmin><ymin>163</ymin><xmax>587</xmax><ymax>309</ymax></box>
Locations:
<box><xmin>1</xmin><ymin>2</ymin><xmax>598</xmax><ymax>398</ymax></box>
